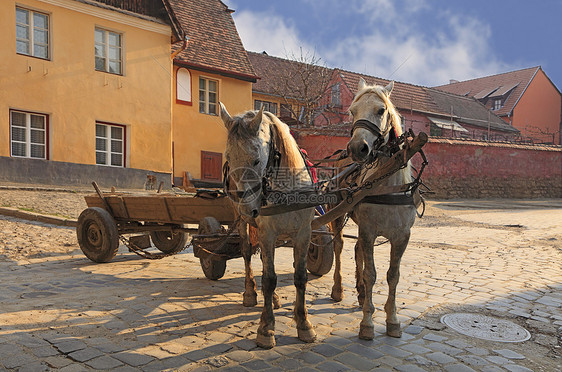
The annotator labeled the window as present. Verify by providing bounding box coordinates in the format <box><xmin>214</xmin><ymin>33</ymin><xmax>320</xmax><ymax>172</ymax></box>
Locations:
<box><xmin>10</xmin><ymin>110</ymin><xmax>48</xmax><ymax>159</ymax></box>
<box><xmin>254</xmin><ymin>100</ymin><xmax>278</xmax><ymax>115</ymax></box>
<box><xmin>177</xmin><ymin>68</ymin><xmax>192</xmax><ymax>104</ymax></box>
<box><xmin>493</xmin><ymin>99</ymin><xmax>502</xmax><ymax>111</ymax></box>
<box><xmin>16</xmin><ymin>7</ymin><xmax>49</xmax><ymax>59</ymax></box>
<box><xmin>95</xmin><ymin>28</ymin><xmax>122</xmax><ymax>74</ymax></box>
<box><xmin>331</xmin><ymin>83</ymin><xmax>341</xmax><ymax>107</ymax></box>
<box><xmin>280</xmin><ymin>104</ymin><xmax>292</xmax><ymax>118</ymax></box>
<box><xmin>96</xmin><ymin>122</ymin><xmax>125</xmax><ymax>167</ymax></box>
<box><xmin>199</xmin><ymin>77</ymin><xmax>218</xmax><ymax>115</ymax></box>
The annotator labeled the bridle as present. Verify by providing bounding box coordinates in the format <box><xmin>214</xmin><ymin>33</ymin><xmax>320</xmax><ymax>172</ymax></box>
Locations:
<box><xmin>350</xmin><ymin>107</ymin><xmax>396</xmax><ymax>162</ymax></box>
<box><xmin>223</xmin><ymin>125</ymin><xmax>281</xmax><ymax>206</ymax></box>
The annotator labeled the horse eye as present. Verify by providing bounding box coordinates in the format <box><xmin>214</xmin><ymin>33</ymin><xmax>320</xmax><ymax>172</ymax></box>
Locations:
<box><xmin>253</xmin><ymin>159</ymin><xmax>260</xmax><ymax>166</ymax></box>
<box><xmin>378</xmin><ymin>108</ymin><xmax>385</xmax><ymax>116</ymax></box>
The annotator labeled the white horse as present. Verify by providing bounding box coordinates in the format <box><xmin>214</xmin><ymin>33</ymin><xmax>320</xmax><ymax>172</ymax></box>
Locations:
<box><xmin>330</xmin><ymin>78</ymin><xmax>417</xmax><ymax>340</ymax></box>
<box><xmin>219</xmin><ymin>103</ymin><xmax>316</xmax><ymax>349</ymax></box>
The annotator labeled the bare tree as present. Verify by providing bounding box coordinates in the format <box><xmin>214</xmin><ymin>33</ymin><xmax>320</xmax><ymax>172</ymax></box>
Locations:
<box><xmin>267</xmin><ymin>48</ymin><xmax>333</xmax><ymax>127</ymax></box>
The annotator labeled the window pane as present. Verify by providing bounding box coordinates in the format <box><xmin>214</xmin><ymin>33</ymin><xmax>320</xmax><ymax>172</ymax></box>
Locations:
<box><xmin>209</xmin><ymin>92</ymin><xmax>216</xmax><ymax>104</ymax></box>
<box><xmin>111</xmin><ymin>154</ymin><xmax>122</xmax><ymax>167</ymax></box>
<box><xmin>96</xmin><ymin>138</ymin><xmax>106</xmax><ymax>151</ymax></box>
<box><xmin>30</xmin><ymin>144</ymin><xmax>45</xmax><ymax>158</ymax></box>
<box><xmin>111</xmin><ymin>140</ymin><xmax>122</xmax><ymax>153</ymax></box>
<box><xmin>34</xmin><ymin>29</ymin><xmax>48</xmax><ymax>44</ymax></box>
<box><xmin>199</xmin><ymin>78</ymin><xmax>205</xmax><ymax>90</ymax></box>
<box><xmin>96</xmin><ymin>152</ymin><xmax>106</xmax><ymax>165</ymax></box>
<box><xmin>199</xmin><ymin>103</ymin><xmax>205</xmax><ymax>113</ymax></box>
<box><xmin>12</xmin><ymin>127</ymin><xmax>26</xmax><ymax>142</ymax></box>
<box><xmin>95</xmin><ymin>29</ymin><xmax>104</xmax><ymax>43</ymax></box>
<box><xmin>109</xmin><ymin>61</ymin><xmax>121</xmax><ymax>74</ymax></box>
<box><xmin>16</xmin><ymin>8</ymin><xmax>29</xmax><ymax>24</ymax></box>
<box><xmin>11</xmin><ymin>112</ymin><xmax>26</xmax><ymax>127</ymax></box>
<box><xmin>16</xmin><ymin>24</ymin><xmax>30</xmax><ymax>39</ymax></box>
<box><xmin>208</xmin><ymin>80</ymin><xmax>217</xmax><ymax>92</ymax></box>
<box><xmin>33</xmin><ymin>13</ymin><xmax>48</xmax><ymax>29</ymax></box>
<box><xmin>12</xmin><ymin>142</ymin><xmax>26</xmax><ymax>157</ymax></box>
<box><xmin>108</xmin><ymin>32</ymin><xmax>120</xmax><ymax>47</ymax></box>
<box><xmin>209</xmin><ymin>103</ymin><xmax>216</xmax><ymax>115</ymax></box>
<box><xmin>108</xmin><ymin>46</ymin><xmax>120</xmax><ymax>60</ymax></box>
<box><xmin>96</xmin><ymin>124</ymin><xmax>106</xmax><ymax>137</ymax></box>
<box><xmin>95</xmin><ymin>56</ymin><xmax>106</xmax><ymax>71</ymax></box>
<box><xmin>95</xmin><ymin>44</ymin><xmax>105</xmax><ymax>57</ymax></box>
<box><xmin>30</xmin><ymin>129</ymin><xmax>45</xmax><ymax>144</ymax></box>
<box><xmin>199</xmin><ymin>90</ymin><xmax>205</xmax><ymax>102</ymax></box>
<box><xmin>34</xmin><ymin>44</ymin><xmax>48</xmax><ymax>59</ymax></box>
<box><xmin>17</xmin><ymin>40</ymin><xmax>30</xmax><ymax>54</ymax></box>
<box><xmin>30</xmin><ymin>115</ymin><xmax>45</xmax><ymax>129</ymax></box>
<box><xmin>110</xmin><ymin>126</ymin><xmax>122</xmax><ymax>140</ymax></box>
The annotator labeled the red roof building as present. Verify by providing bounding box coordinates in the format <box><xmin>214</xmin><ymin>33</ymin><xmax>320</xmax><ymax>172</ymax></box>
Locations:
<box><xmin>435</xmin><ymin>67</ymin><xmax>561</xmax><ymax>145</ymax></box>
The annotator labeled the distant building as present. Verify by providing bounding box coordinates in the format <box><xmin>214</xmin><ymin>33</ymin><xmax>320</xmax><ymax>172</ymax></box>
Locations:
<box><xmin>435</xmin><ymin>67</ymin><xmax>562</xmax><ymax>145</ymax></box>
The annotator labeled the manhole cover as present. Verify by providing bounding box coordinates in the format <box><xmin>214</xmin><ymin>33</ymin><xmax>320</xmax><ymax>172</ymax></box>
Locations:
<box><xmin>441</xmin><ymin>313</ymin><xmax>531</xmax><ymax>342</ymax></box>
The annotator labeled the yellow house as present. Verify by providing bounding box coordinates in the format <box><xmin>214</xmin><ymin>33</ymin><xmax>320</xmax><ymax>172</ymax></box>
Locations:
<box><xmin>0</xmin><ymin>0</ymin><xmax>256</xmax><ymax>188</ymax></box>
<box><xmin>168</xmin><ymin>0</ymin><xmax>257</xmax><ymax>185</ymax></box>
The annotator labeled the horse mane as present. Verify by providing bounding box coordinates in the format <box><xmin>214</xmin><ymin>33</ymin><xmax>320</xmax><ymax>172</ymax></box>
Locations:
<box><xmin>351</xmin><ymin>84</ymin><xmax>403</xmax><ymax>136</ymax></box>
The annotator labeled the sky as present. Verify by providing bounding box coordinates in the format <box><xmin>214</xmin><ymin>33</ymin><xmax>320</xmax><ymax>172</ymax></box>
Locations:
<box><xmin>223</xmin><ymin>0</ymin><xmax>562</xmax><ymax>90</ymax></box>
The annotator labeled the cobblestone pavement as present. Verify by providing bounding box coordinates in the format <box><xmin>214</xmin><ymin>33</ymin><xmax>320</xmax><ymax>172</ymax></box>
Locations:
<box><xmin>0</xmin><ymin>199</ymin><xmax>561</xmax><ymax>371</ymax></box>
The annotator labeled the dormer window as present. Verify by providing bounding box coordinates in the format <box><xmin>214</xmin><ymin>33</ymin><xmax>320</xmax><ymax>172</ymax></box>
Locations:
<box><xmin>493</xmin><ymin>99</ymin><xmax>502</xmax><ymax>111</ymax></box>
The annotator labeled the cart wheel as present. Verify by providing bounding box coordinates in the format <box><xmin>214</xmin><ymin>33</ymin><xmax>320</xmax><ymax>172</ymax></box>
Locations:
<box><xmin>307</xmin><ymin>224</ymin><xmax>334</xmax><ymax>276</ymax></box>
<box><xmin>76</xmin><ymin>207</ymin><xmax>119</xmax><ymax>263</ymax></box>
<box><xmin>198</xmin><ymin>217</ymin><xmax>227</xmax><ymax>280</ymax></box>
<box><xmin>149</xmin><ymin>225</ymin><xmax>187</xmax><ymax>254</ymax></box>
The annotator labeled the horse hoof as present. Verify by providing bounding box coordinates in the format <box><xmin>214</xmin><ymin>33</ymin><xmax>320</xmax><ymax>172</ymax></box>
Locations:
<box><xmin>386</xmin><ymin>322</ymin><xmax>402</xmax><ymax>338</ymax></box>
<box><xmin>243</xmin><ymin>293</ymin><xmax>258</xmax><ymax>307</ymax></box>
<box><xmin>330</xmin><ymin>288</ymin><xmax>343</xmax><ymax>302</ymax></box>
<box><xmin>359</xmin><ymin>325</ymin><xmax>375</xmax><ymax>340</ymax></box>
<box><xmin>256</xmin><ymin>333</ymin><xmax>276</xmax><ymax>349</ymax></box>
<box><xmin>297</xmin><ymin>328</ymin><xmax>317</xmax><ymax>343</ymax></box>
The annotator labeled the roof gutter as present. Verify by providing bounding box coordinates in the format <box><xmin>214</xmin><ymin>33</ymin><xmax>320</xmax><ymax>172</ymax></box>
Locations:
<box><xmin>174</xmin><ymin>60</ymin><xmax>258</xmax><ymax>83</ymax></box>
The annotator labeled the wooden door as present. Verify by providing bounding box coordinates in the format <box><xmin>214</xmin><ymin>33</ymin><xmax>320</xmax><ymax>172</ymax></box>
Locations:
<box><xmin>201</xmin><ymin>151</ymin><xmax>222</xmax><ymax>181</ymax></box>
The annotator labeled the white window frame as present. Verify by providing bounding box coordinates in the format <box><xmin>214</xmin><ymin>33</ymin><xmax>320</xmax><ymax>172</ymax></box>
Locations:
<box><xmin>199</xmin><ymin>77</ymin><xmax>218</xmax><ymax>115</ymax></box>
<box><xmin>16</xmin><ymin>7</ymin><xmax>50</xmax><ymax>60</ymax></box>
<box><xmin>95</xmin><ymin>27</ymin><xmax>123</xmax><ymax>75</ymax></box>
<box><xmin>10</xmin><ymin>110</ymin><xmax>48</xmax><ymax>159</ymax></box>
<box><xmin>493</xmin><ymin>99</ymin><xmax>502</xmax><ymax>111</ymax></box>
<box><xmin>177</xmin><ymin>68</ymin><xmax>192</xmax><ymax>103</ymax></box>
<box><xmin>95</xmin><ymin>122</ymin><xmax>125</xmax><ymax>167</ymax></box>
<box><xmin>331</xmin><ymin>83</ymin><xmax>341</xmax><ymax>107</ymax></box>
<box><xmin>254</xmin><ymin>100</ymin><xmax>278</xmax><ymax>115</ymax></box>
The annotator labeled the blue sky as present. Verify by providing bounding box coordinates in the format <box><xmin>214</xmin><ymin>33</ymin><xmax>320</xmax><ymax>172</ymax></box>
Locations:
<box><xmin>223</xmin><ymin>0</ymin><xmax>561</xmax><ymax>90</ymax></box>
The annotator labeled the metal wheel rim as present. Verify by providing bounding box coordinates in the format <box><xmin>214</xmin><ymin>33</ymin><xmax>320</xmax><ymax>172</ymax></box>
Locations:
<box><xmin>86</xmin><ymin>222</ymin><xmax>103</xmax><ymax>248</ymax></box>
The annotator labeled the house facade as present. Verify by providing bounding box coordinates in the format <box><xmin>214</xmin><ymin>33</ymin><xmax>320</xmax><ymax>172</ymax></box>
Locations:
<box><xmin>435</xmin><ymin>67</ymin><xmax>562</xmax><ymax>145</ymax></box>
<box><xmin>1</xmin><ymin>0</ymin><xmax>178</xmax><ymax>187</ymax></box>
<box><xmin>169</xmin><ymin>0</ymin><xmax>257</xmax><ymax>186</ymax></box>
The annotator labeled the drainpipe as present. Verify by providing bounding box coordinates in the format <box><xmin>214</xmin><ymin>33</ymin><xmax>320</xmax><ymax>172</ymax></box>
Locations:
<box><xmin>171</xmin><ymin>36</ymin><xmax>189</xmax><ymax>60</ymax></box>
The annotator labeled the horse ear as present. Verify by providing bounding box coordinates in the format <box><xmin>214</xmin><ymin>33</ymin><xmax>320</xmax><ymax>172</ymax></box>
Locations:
<box><xmin>384</xmin><ymin>81</ymin><xmax>394</xmax><ymax>96</ymax></box>
<box><xmin>358</xmin><ymin>77</ymin><xmax>367</xmax><ymax>91</ymax></box>
<box><xmin>219</xmin><ymin>102</ymin><xmax>234</xmax><ymax>131</ymax></box>
<box><xmin>249</xmin><ymin>106</ymin><xmax>264</xmax><ymax>133</ymax></box>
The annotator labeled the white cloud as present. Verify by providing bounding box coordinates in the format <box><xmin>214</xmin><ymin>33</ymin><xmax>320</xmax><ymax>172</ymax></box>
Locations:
<box><xmin>233</xmin><ymin>11</ymin><xmax>316</xmax><ymax>58</ymax></box>
<box><xmin>232</xmin><ymin>4</ymin><xmax>513</xmax><ymax>87</ymax></box>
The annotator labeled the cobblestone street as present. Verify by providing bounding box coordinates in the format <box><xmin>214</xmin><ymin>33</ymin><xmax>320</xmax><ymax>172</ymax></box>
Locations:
<box><xmin>0</xmin><ymin>193</ymin><xmax>561</xmax><ymax>371</ymax></box>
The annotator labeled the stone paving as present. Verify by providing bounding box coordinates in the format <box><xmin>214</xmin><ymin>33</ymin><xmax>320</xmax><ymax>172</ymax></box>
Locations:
<box><xmin>0</xmin><ymin>200</ymin><xmax>561</xmax><ymax>371</ymax></box>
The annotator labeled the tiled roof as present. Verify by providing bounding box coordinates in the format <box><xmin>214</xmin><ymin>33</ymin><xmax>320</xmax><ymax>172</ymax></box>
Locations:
<box><xmin>168</xmin><ymin>0</ymin><xmax>257</xmax><ymax>81</ymax></box>
<box><xmin>337</xmin><ymin>69</ymin><xmax>444</xmax><ymax>114</ymax></box>
<box><xmin>85</xmin><ymin>0</ymin><xmax>174</xmax><ymax>26</ymax></box>
<box><xmin>427</xmin><ymin>89</ymin><xmax>519</xmax><ymax>133</ymax></box>
<box><xmin>434</xmin><ymin>67</ymin><xmax>540</xmax><ymax>117</ymax></box>
<box><xmin>247</xmin><ymin>51</ymin><xmax>332</xmax><ymax>98</ymax></box>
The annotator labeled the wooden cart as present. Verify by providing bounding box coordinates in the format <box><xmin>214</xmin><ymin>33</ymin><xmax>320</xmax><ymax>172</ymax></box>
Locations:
<box><xmin>77</xmin><ymin>187</ymin><xmax>334</xmax><ymax>280</ymax></box>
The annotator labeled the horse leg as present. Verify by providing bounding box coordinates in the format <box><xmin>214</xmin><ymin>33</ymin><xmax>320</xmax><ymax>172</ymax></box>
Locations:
<box><xmin>256</xmin><ymin>234</ymin><xmax>277</xmax><ymax>349</ymax></box>
<box><xmin>330</xmin><ymin>216</ymin><xmax>345</xmax><ymax>302</ymax></box>
<box><xmin>357</xmin><ymin>227</ymin><xmax>377</xmax><ymax>340</ymax></box>
<box><xmin>293</xmin><ymin>226</ymin><xmax>316</xmax><ymax>343</ymax></box>
<box><xmin>240</xmin><ymin>222</ymin><xmax>258</xmax><ymax>307</ymax></box>
<box><xmin>355</xmin><ymin>239</ymin><xmax>365</xmax><ymax>307</ymax></box>
<box><xmin>385</xmin><ymin>233</ymin><xmax>409</xmax><ymax>338</ymax></box>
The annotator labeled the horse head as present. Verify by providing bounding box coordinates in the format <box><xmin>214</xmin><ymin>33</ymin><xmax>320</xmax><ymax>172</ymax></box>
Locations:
<box><xmin>220</xmin><ymin>102</ymin><xmax>270</xmax><ymax>220</ymax></box>
<box><xmin>347</xmin><ymin>78</ymin><xmax>400</xmax><ymax>163</ymax></box>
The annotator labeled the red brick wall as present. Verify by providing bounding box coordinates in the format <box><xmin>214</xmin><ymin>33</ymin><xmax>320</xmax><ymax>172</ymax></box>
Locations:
<box><xmin>415</xmin><ymin>139</ymin><xmax>562</xmax><ymax>198</ymax></box>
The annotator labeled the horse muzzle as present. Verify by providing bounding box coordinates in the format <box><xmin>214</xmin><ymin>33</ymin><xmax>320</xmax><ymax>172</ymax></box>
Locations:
<box><xmin>347</xmin><ymin>137</ymin><xmax>372</xmax><ymax>163</ymax></box>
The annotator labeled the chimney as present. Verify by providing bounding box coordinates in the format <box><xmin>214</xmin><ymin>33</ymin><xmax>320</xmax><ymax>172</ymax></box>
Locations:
<box><xmin>449</xmin><ymin>79</ymin><xmax>459</xmax><ymax>84</ymax></box>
